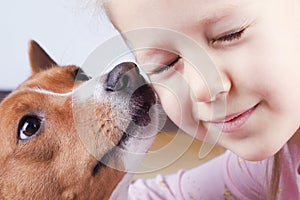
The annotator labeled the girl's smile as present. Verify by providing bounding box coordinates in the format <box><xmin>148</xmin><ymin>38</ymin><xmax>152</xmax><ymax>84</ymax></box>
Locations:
<box><xmin>207</xmin><ymin>104</ymin><xmax>258</xmax><ymax>133</ymax></box>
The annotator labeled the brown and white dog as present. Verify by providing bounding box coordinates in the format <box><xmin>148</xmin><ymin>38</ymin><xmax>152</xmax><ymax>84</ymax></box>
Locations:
<box><xmin>0</xmin><ymin>40</ymin><xmax>159</xmax><ymax>199</ymax></box>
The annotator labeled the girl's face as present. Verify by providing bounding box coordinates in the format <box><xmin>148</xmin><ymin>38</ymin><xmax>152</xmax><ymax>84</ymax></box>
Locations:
<box><xmin>107</xmin><ymin>0</ymin><xmax>300</xmax><ymax>160</ymax></box>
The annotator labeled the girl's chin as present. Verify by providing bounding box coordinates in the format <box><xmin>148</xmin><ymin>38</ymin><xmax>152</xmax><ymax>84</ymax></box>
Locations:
<box><xmin>232</xmin><ymin>147</ymin><xmax>280</xmax><ymax>161</ymax></box>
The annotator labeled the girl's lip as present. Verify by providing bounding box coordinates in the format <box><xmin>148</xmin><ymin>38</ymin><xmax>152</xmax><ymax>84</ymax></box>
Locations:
<box><xmin>209</xmin><ymin>104</ymin><xmax>258</xmax><ymax>133</ymax></box>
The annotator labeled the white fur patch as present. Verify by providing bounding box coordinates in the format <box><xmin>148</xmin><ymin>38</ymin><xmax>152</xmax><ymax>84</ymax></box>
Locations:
<box><xmin>28</xmin><ymin>88</ymin><xmax>73</xmax><ymax>97</ymax></box>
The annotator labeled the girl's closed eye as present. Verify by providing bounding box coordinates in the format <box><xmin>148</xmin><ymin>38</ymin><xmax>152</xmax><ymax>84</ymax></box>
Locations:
<box><xmin>216</xmin><ymin>29</ymin><xmax>245</xmax><ymax>42</ymax></box>
<box><xmin>211</xmin><ymin>27</ymin><xmax>246</xmax><ymax>46</ymax></box>
<box><xmin>150</xmin><ymin>56</ymin><xmax>181</xmax><ymax>75</ymax></box>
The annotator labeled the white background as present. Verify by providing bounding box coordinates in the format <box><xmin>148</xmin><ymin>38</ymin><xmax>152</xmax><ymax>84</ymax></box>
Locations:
<box><xmin>0</xmin><ymin>0</ymin><xmax>118</xmax><ymax>90</ymax></box>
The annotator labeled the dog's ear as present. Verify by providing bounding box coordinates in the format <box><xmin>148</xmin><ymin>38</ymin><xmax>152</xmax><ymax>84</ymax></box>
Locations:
<box><xmin>28</xmin><ymin>40</ymin><xmax>57</xmax><ymax>74</ymax></box>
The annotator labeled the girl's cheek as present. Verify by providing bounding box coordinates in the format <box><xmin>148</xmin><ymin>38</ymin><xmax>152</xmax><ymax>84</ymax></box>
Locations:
<box><xmin>152</xmin><ymin>84</ymin><xmax>182</xmax><ymax>124</ymax></box>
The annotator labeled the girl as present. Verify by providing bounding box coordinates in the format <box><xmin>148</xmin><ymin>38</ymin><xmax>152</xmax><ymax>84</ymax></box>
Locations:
<box><xmin>98</xmin><ymin>0</ymin><xmax>300</xmax><ymax>199</ymax></box>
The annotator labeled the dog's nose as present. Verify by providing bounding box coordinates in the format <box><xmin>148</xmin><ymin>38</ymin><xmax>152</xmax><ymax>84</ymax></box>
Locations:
<box><xmin>105</xmin><ymin>62</ymin><xmax>143</xmax><ymax>92</ymax></box>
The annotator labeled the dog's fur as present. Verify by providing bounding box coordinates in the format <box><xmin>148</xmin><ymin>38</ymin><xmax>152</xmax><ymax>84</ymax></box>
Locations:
<box><xmin>0</xmin><ymin>41</ymin><xmax>158</xmax><ymax>199</ymax></box>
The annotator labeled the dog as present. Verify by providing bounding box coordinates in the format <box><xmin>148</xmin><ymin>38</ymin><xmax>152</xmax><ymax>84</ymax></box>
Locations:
<box><xmin>0</xmin><ymin>40</ymin><xmax>159</xmax><ymax>199</ymax></box>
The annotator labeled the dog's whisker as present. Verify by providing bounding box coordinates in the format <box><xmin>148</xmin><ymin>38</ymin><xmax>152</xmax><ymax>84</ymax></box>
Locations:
<box><xmin>75</xmin><ymin>117</ymin><xmax>132</xmax><ymax>127</ymax></box>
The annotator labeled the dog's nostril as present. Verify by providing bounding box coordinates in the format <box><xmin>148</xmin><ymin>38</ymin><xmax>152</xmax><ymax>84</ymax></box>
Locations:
<box><xmin>105</xmin><ymin>62</ymin><xmax>140</xmax><ymax>92</ymax></box>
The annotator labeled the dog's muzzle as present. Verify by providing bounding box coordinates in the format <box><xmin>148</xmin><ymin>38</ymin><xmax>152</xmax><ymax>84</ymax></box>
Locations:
<box><xmin>104</xmin><ymin>62</ymin><xmax>156</xmax><ymax>127</ymax></box>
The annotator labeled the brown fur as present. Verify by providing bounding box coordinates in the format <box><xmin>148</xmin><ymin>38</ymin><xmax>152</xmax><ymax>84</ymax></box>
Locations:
<box><xmin>0</xmin><ymin>40</ymin><xmax>155</xmax><ymax>199</ymax></box>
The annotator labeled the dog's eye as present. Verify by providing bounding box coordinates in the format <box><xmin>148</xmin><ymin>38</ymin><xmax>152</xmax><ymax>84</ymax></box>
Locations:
<box><xmin>18</xmin><ymin>115</ymin><xmax>42</xmax><ymax>141</ymax></box>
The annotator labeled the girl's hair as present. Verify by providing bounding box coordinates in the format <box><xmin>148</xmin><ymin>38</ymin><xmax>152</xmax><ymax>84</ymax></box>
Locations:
<box><xmin>268</xmin><ymin>150</ymin><xmax>282</xmax><ymax>200</ymax></box>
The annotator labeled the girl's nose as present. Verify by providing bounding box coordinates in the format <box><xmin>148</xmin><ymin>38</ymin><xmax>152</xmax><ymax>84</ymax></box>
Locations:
<box><xmin>188</xmin><ymin>66</ymin><xmax>231</xmax><ymax>103</ymax></box>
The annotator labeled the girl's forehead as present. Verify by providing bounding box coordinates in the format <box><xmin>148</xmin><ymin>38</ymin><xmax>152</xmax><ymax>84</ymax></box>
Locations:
<box><xmin>106</xmin><ymin>0</ymin><xmax>259</xmax><ymax>31</ymax></box>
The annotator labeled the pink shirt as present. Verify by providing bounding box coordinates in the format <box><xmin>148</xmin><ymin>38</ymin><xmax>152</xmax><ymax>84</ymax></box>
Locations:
<box><xmin>128</xmin><ymin>142</ymin><xmax>300</xmax><ymax>199</ymax></box>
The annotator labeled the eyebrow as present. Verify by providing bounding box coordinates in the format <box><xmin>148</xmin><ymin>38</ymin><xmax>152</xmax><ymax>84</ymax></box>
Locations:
<box><xmin>199</xmin><ymin>4</ymin><xmax>238</xmax><ymax>26</ymax></box>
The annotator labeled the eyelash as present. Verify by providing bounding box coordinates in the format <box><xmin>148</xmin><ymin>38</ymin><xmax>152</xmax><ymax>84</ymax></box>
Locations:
<box><xmin>212</xmin><ymin>28</ymin><xmax>245</xmax><ymax>44</ymax></box>
<box><xmin>152</xmin><ymin>57</ymin><xmax>181</xmax><ymax>74</ymax></box>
